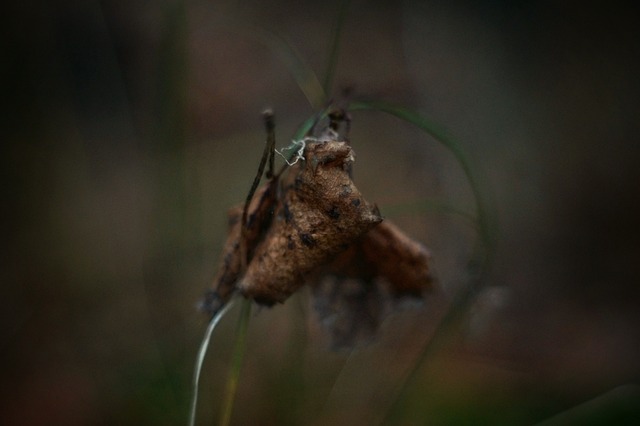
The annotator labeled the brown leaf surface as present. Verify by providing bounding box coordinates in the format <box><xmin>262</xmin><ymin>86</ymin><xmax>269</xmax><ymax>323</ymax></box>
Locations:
<box><xmin>200</xmin><ymin>180</ymin><xmax>278</xmax><ymax>315</ymax></box>
<box><xmin>202</xmin><ymin>135</ymin><xmax>435</xmax><ymax>345</ymax></box>
<box><xmin>310</xmin><ymin>220</ymin><xmax>435</xmax><ymax>347</ymax></box>
<box><xmin>238</xmin><ymin>140</ymin><xmax>382</xmax><ymax>304</ymax></box>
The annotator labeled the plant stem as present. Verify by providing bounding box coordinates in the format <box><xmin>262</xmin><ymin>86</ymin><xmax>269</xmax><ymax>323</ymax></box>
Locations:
<box><xmin>219</xmin><ymin>299</ymin><xmax>252</xmax><ymax>426</ymax></box>
<box><xmin>189</xmin><ymin>300</ymin><xmax>236</xmax><ymax>426</ymax></box>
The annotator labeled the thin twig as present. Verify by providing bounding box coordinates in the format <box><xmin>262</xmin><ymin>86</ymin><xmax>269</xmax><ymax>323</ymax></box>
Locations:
<box><xmin>240</xmin><ymin>110</ymin><xmax>276</xmax><ymax>266</ymax></box>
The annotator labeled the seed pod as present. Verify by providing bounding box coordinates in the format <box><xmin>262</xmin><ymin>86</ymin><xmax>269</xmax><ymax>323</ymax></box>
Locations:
<box><xmin>238</xmin><ymin>139</ymin><xmax>382</xmax><ymax>305</ymax></box>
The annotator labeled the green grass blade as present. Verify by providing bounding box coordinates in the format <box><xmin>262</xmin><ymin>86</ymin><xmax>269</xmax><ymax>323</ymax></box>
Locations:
<box><xmin>212</xmin><ymin>17</ymin><xmax>326</xmax><ymax>109</ymax></box>
<box><xmin>188</xmin><ymin>299</ymin><xmax>237</xmax><ymax>426</ymax></box>
<box><xmin>383</xmin><ymin>268</ymin><xmax>491</xmax><ymax>425</ymax></box>
<box><xmin>219</xmin><ymin>298</ymin><xmax>252</xmax><ymax>426</ymax></box>
<box><xmin>349</xmin><ymin>100</ymin><xmax>494</xmax><ymax>251</ymax></box>
<box><xmin>322</xmin><ymin>0</ymin><xmax>351</xmax><ymax>96</ymax></box>
<box><xmin>349</xmin><ymin>100</ymin><xmax>497</xmax><ymax>423</ymax></box>
<box><xmin>292</xmin><ymin>106</ymin><xmax>333</xmax><ymax>140</ymax></box>
<box><xmin>381</xmin><ymin>199</ymin><xmax>478</xmax><ymax>230</ymax></box>
<box><xmin>256</xmin><ymin>28</ymin><xmax>326</xmax><ymax>109</ymax></box>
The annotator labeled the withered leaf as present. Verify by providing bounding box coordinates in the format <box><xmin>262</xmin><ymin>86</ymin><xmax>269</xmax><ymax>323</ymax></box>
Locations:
<box><xmin>200</xmin><ymin>180</ymin><xmax>278</xmax><ymax>315</ymax></box>
<box><xmin>202</xmin><ymin>129</ymin><xmax>436</xmax><ymax>349</ymax></box>
<box><xmin>238</xmin><ymin>140</ymin><xmax>382</xmax><ymax>305</ymax></box>
<box><xmin>312</xmin><ymin>276</ymin><xmax>383</xmax><ymax>349</ymax></box>
<box><xmin>311</xmin><ymin>220</ymin><xmax>435</xmax><ymax>348</ymax></box>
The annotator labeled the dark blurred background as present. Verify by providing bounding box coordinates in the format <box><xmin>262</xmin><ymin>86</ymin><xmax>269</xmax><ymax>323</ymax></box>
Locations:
<box><xmin>3</xmin><ymin>0</ymin><xmax>640</xmax><ymax>424</ymax></box>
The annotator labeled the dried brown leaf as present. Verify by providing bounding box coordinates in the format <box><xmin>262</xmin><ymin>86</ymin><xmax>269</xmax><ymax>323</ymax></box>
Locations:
<box><xmin>238</xmin><ymin>140</ymin><xmax>382</xmax><ymax>304</ymax></box>
<box><xmin>310</xmin><ymin>220</ymin><xmax>435</xmax><ymax>347</ymax></box>
<box><xmin>202</xmin><ymin>130</ymin><xmax>436</xmax><ymax>347</ymax></box>
<box><xmin>201</xmin><ymin>180</ymin><xmax>278</xmax><ymax>315</ymax></box>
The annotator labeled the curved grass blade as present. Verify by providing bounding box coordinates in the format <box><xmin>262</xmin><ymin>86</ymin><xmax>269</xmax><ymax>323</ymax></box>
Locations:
<box><xmin>189</xmin><ymin>299</ymin><xmax>237</xmax><ymax>426</ymax></box>
<box><xmin>215</xmin><ymin>18</ymin><xmax>326</xmax><ymax>109</ymax></box>
<box><xmin>255</xmin><ymin>28</ymin><xmax>326</xmax><ymax>109</ymax></box>
<box><xmin>381</xmin><ymin>198</ymin><xmax>478</xmax><ymax>231</ymax></box>
<box><xmin>322</xmin><ymin>0</ymin><xmax>351</xmax><ymax>95</ymax></box>
<box><xmin>348</xmin><ymin>100</ymin><xmax>497</xmax><ymax>424</ymax></box>
<box><xmin>293</xmin><ymin>106</ymin><xmax>332</xmax><ymax>140</ymax></box>
<box><xmin>219</xmin><ymin>298</ymin><xmax>253</xmax><ymax>426</ymax></box>
<box><xmin>349</xmin><ymin>100</ymin><xmax>495</xmax><ymax>250</ymax></box>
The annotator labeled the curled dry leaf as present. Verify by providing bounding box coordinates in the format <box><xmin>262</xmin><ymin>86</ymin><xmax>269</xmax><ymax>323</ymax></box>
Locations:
<box><xmin>200</xmin><ymin>180</ymin><xmax>278</xmax><ymax>315</ymax></box>
<box><xmin>239</xmin><ymin>140</ymin><xmax>382</xmax><ymax>304</ymax></box>
<box><xmin>201</xmin><ymin>139</ymin><xmax>381</xmax><ymax>313</ymax></box>
<box><xmin>311</xmin><ymin>220</ymin><xmax>435</xmax><ymax>348</ymax></box>
<box><xmin>201</xmin><ymin>130</ymin><xmax>436</xmax><ymax>347</ymax></box>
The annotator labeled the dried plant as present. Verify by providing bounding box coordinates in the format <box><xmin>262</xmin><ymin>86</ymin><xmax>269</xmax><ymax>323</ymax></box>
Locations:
<box><xmin>200</xmin><ymin>110</ymin><xmax>435</xmax><ymax>347</ymax></box>
<box><xmin>190</xmin><ymin>4</ymin><xmax>494</xmax><ymax>425</ymax></box>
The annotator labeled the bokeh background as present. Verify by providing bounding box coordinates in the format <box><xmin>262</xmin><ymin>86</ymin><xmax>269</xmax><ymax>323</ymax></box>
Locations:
<box><xmin>3</xmin><ymin>0</ymin><xmax>640</xmax><ymax>424</ymax></box>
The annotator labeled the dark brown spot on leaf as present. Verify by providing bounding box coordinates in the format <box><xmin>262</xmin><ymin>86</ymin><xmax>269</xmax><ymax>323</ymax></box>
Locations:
<box><xmin>283</xmin><ymin>202</ymin><xmax>293</xmax><ymax>223</ymax></box>
<box><xmin>299</xmin><ymin>233</ymin><xmax>316</xmax><ymax>247</ymax></box>
<box><xmin>327</xmin><ymin>205</ymin><xmax>340</xmax><ymax>219</ymax></box>
<box><xmin>287</xmin><ymin>235</ymin><xmax>296</xmax><ymax>250</ymax></box>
